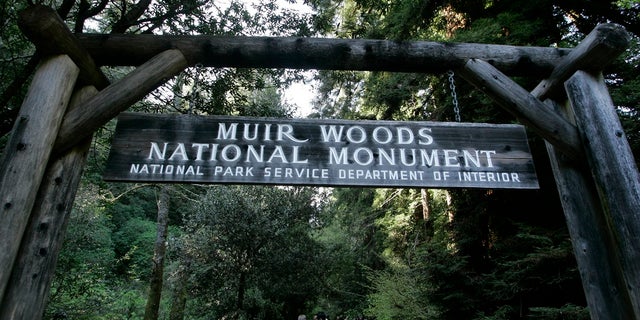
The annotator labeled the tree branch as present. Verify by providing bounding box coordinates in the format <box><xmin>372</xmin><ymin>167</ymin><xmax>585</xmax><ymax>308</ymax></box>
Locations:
<box><xmin>111</xmin><ymin>0</ymin><xmax>152</xmax><ymax>33</ymax></box>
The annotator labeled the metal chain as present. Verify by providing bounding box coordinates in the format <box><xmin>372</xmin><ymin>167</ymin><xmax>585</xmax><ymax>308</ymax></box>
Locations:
<box><xmin>447</xmin><ymin>70</ymin><xmax>461</xmax><ymax>122</ymax></box>
<box><xmin>193</xmin><ymin>63</ymin><xmax>204</xmax><ymax>92</ymax></box>
<box><xmin>189</xmin><ymin>63</ymin><xmax>204</xmax><ymax>113</ymax></box>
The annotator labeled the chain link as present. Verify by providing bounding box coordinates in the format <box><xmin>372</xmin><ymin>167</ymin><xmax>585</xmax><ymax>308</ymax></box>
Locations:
<box><xmin>447</xmin><ymin>70</ymin><xmax>461</xmax><ymax>122</ymax></box>
<box><xmin>189</xmin><ymin>63</ymin><xmax>205</xmax><ymax>113</ymax></box>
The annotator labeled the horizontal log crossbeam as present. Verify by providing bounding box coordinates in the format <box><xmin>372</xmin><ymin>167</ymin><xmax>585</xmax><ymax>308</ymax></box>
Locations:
<box><xmin>74</xmin><ymin>33</ymin><xmax>569</xmax><ymax>77</ymax></box>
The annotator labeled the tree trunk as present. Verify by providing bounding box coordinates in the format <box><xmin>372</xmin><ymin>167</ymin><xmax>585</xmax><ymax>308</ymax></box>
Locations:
<box><xmin>144</xmin><ymin>185</ymin><xmax>170</xmax><ymax>320</ymax></box>
<box><xmin>236</xmin><ymin>271</ymin><xmax>246</xmax><ymax>311</ymax></box>
<box><xmin>420</xmin><ymin>189</ymin><xmax>430</xmax><ymax>221</ymax></box>
<box><xmin>168</xmin><ymin>261</ymin><xmax>189</xmax><ymax>320</ymax></box>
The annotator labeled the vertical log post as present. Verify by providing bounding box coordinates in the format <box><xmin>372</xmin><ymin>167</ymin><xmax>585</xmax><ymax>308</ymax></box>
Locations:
<box><xmin>460</xmin><ymin>60</ymin><xmax>638</xmax><ymax>319</ymax></box>
<box><xmin>0</xmin><ymin>55</ymin><xmax>79</xmax><ymax>302</ymax></box>
<box><xmin>459</xmin><ymin>23</ymin><xmax>636</xmax><ymax>319</ymax></box>
<box><xmin>565</xmin><ymin>71</ymin><xmax>640</xmax><ymax>316</ymax></box>
<box><xmin>527</xmin><ymin>23</ymin><xmax>635</xmax><ymax>319</ymax></box>
<box><xmin>0</xmin><ymin>86</ymin><xmax>98</xmax><ymax>320</ymax></box>
<box><xmin>544</xmin><ymin>103</ymin><xmax>636</xmax><ymax>319</ymax></box>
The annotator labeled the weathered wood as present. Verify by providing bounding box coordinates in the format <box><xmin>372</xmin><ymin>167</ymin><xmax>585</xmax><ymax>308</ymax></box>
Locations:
<box><xmin>458</xmin><ymin>58</ymin><xmax>582</xmax><ymax>159</ymax></box>
<box><xmin>547</xmin><ymin>143</ymin><xmax>637</xmax><ymax>319</ymax></box>
<box><xmin>527</xmin><ymin>25</ymin><xmax>634</xmax><ymax>320</ymax></box>
<box><xmin>103</xmin><ymin>113</ymin><xmax>538</xmax><ymax>189</ymax></box>
<box><xmin>565</xmin><ymin>71</ymin><xmax>640</xmax><ymax>317</ymax></box>
<box><xmin>18</xmin><ymin>5</ymin><xmax>109</xmax><ymax>90</ymax></box>
<box><xmin>543</xmin><ymin>100</ymin><xmax>637</xmax><ymax>320</ymax></box>
<box><xmin>0</xmin><ymin>55</ymin><xmax>78</xmax><ymax>303</ymax></box>
<box><xmin>54</xmin><ymin>49</ymin><xmax>188</xmax><ymax>153</ymax></box>
<box><xmin>532</xmin><ymin>24</ymin><xmax>630</xmax><ymax>101</ymax></box>
<box><xmin>74</xmin><ymin>33</ymin><xmax>570</xmax><ymax>76</ymax></box>
<box><xmin>0</xmin><ymin>86</ymin><xmax>98</xmax><ymax>320</ymax></box>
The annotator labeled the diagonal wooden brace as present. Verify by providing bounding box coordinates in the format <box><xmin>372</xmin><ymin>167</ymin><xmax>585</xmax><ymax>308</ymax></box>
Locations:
<box><xmin>458</xmin><ymin>58</ymin><xmax>582</xmax><ymax>160</ymax></box>
<box><xmin>54</xmin><ymin>49</ymin><xmax>188</xmax><ymax>154</ymax></box>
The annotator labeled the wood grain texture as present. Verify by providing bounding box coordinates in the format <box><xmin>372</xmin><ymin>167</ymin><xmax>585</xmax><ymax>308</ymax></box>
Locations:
<box><xmin>565</xmin><ymin>71</ymin><xmax>640</xmax><ymax>317</ymax></box>
<box><xmin>54</xmin><ymin>49</ymin><xmax>188</xmax><ymax>154</ymax></box>
<box><xmin>74</xmin><ymin>33</ymin><xmax>570</xmax><ymax>76</ymax></box>
<box><xmin>458</xmin><ymin>58</ymin><xmax>582</xmax><ymax>159</ymax></box>
<box><xmin>529</xmin><ymin>25</ymin><xmax>633</xmax><ymax>320</ymax></box>
<box><xmin>18</xmin><ymin>5</ymin><xmax>109</xmax><ymax>89</ymax></box>
<box><xmin>543</xmin><ymin>98</ymin><xmax>637</xmax><ymax>319</ymax></box>
<box><xmin>532</xmin><ymin>23</ymin><xmax>630</xmax><ymax>101</ymax></box>
<box><xmin>0</xmin><ymin>55</ymin><xmax>78</xmax><ymax>303</ymax></box>
<box><xmin>547</xmin><ymin>142</ymin><xmax>636</xmax><ymax>319</ymax></box>
<box><xmin>0</xmin><ymin>86</ymin><xmax>98</xmax><ymax>320</ymax></box>
<box><xmin>104</xmin><ymin>113</ymin><xmax>538</xmax><ymax>189</ymax></box>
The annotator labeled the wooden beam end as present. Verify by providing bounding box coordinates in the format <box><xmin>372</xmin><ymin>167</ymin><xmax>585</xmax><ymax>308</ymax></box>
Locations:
<box><xmin>593</xmin><ymin>23</ymin><xmax>632</xmax><ymax>52</ymax></box>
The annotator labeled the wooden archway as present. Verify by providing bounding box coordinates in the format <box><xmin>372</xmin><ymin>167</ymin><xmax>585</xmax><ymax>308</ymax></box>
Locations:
<box><xmin>1</xmin><ymin>5</ymin><xmax>639</xmax><ymax>319</ymax></box>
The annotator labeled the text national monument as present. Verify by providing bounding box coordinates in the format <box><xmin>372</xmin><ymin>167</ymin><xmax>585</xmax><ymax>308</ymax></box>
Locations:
<box><xmin>103</xmin><ymin>113</ymin><xmax>539</xmax><ymax>189</ymax></box>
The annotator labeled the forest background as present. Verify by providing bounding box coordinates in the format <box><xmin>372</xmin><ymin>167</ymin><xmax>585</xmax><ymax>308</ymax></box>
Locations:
<box><xmin>1</xmin><ymin>0</ymin><xmax>639</xmax><ymax>319</ymax></box>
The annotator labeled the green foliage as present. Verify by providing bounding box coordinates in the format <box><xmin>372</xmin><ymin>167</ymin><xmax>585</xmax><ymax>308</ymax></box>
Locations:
<box><xmin>113</xmin><ymin>218</ymin><xmax>157</xmax><ymax>281</ymax></box>
<box><xmin>310</xmin><ymin>189</ymin><xmax>380</xmax><ymax>316</ymax></box>
<box><xmin>365</xmin><ymin>267</ymin><xmax>439</xmax><ymax>319</ymax></box>
<box><xmin>528</xmin><ymin>304</ymin><xmax>590</xmax><ymax>320</ymax></box>
<box><xmin>304</xmin><ymin>2</ymin><xmax>638</xmax><ymax>317</ymax></box>
<box><xmin>616</xmin><ymin>0</ymin><xmax>640</xmax><ymax>9</ymax></box>
<box><xmin>0</xmin><ymin>0</ymin><xmax>33</xmax><ymax>136</ymax></box>
<box><xmin>46</xmin><ymin>184</ymin><xmax>115</xmax><ymax>318</ymax></box>
<box><xmin>180</xmin><ymin>186</ymin><xmax>325</xmax><ymax>319</ymax></box>
<box><xmin>236</xmin><ymin>83</ymin><xmax>295</xmax><ymax>118</ymax></box>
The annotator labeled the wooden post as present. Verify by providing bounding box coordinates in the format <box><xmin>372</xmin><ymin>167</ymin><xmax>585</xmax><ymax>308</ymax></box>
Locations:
<box><xmin>565</xmin><ymin>71</ymin><xmax>640</xmax><ymax>317</ymax></box>
<box><xmin>544</xmin><ymin>102</ymin><xmax>636</xmax><ymax>319</ymax></box>
<box><xmin>74</xmin><ymin>33</ymin><xmax>570</xmax><ymax>76</ymax></box>
<box><xmin>0</xmin><ymin>55</ymin><xmax>78</xmax><ymax>303</ymax></box>
<box><xmin>460</xmin><ymin>59</ymin><xmax>639</xmax><ymax>317</ymax></box>
<box><xmin>0</xmin><ymin>87</ymin><xmax>98</xmax><ymax>320</ymax></box>
<box><xmin>523</xmin><ymin>24</ymin><xmax>635</xmax><ymax>319</ymax></box>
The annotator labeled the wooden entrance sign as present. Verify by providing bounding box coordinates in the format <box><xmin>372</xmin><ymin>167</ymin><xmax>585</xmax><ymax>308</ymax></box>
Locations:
<box><xmin>104</xmin><ymin>113</ymin><xmax>538</xmax><ymax>189</ymax></box>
